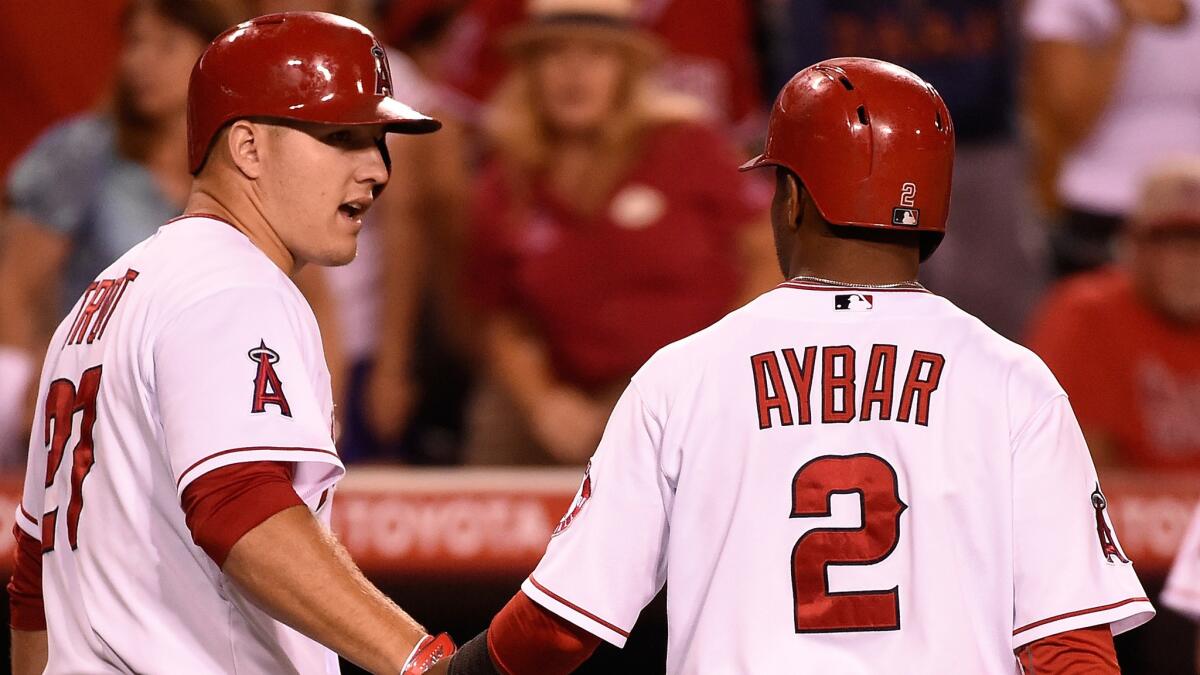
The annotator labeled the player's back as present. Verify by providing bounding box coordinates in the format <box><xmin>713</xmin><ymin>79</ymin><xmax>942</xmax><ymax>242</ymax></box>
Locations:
<box><xmin>649</xmin><ymin>281</ymin><xmax>1151</xmax><ymax>672</ymax></box>
<box><xmin>525</xmin><ymin>279</ymin><xmax>1152</xmax><ymax>674</ymax></box>
<box><xmin>18</xmin><ymin>216</ymin><xmax>342</xmax><ymax>673</ymax></box>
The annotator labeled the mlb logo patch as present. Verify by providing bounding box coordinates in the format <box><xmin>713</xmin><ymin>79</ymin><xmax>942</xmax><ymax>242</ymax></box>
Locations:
<box><xmin>835</xmin><ymin>294</ymin><xmax>873</xmax><ymax>311</ymax></box>
<box><xmin>892</xmin><ymin>208</ymin><xmax>920</xmax><ymax>226</ymax></box>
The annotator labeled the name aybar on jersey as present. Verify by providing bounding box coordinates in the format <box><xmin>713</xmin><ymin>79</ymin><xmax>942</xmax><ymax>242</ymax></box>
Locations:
<box><xmin>751</xmin><ymin>345</ymin><xmax>946</xmax><ymax>429</ymax></box>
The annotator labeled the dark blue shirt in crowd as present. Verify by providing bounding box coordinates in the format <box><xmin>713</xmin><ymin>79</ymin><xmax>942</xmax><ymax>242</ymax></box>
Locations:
<box><xmin>764</xmin><ymin>0</ymin><xmax>1014</xmax><ymax>141</ymax></box>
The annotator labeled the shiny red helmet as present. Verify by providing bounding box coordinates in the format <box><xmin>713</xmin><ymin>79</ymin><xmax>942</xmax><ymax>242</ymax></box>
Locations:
<box><xmin>187</xmin><ymin>11</ymin><xmax>441</xmax><ymax>174</ymax></box>
<box><xmin>741</xmin><ymin>57</ymin><xmax>955</xmax><ymax>259</ymax></box>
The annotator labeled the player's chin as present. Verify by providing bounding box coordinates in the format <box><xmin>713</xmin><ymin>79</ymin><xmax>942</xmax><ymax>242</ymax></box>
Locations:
<box><xmin>308</xmin><ymin>242</ymin><xmax>358</xmax><ymax>268</ymax></box>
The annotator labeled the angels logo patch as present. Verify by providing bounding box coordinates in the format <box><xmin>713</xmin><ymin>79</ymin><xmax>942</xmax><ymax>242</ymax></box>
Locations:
<box><xmin>248</xmin><ymin>340</ymin><xmax>292</xmax><ymax>417</ymax></box>
<box><xmin>552</xmin><ymin>460</ymin><xmax>594</xmax><ymax>537</ymax></box>
<box><xmin>371</xmin><ymin>45</ymin><xmax>393</xmax><ymax>96</ymax></box>
<box><xmin>1091</xmin><ymin>484</ymin><xmax>1130</xmax><ymax>564</ymax></box>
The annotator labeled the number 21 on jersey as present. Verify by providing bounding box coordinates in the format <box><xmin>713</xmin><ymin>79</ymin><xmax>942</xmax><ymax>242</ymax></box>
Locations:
<box><xmin>41</xmin><ymin>365</ymin><xmax>103</xmax><ymax>553</ymax></box>
<box><xmin>791</xmin><ymin>453</ymin><xmax>906</xmax><ymax>633</ymax></box>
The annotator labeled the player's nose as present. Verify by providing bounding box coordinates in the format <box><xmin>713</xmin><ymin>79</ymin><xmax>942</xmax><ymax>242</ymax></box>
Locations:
<box><xmin>356</xmin><ymin>142</ymin><xmax>390</xmax><ymax>192</ymax></box>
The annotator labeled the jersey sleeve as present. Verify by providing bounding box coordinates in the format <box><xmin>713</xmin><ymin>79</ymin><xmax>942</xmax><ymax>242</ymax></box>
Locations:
<box><xmin>1161</xmin><ymin>501</ymin><xmax>1200</xmax><ymax>621</ymax></box>
<box><xmin>153</xmin><ymin>287</ymin><xmax>343</xmax><ymax>502</ymax></box>
<box><xmin>521</xmin><ymin>382</ymin><xmax>672</xmax><ymax>647</ymax></box>
<box><xmin>14</xmin><ymin>366</ymin><xmax>52</xmax><ymax>543</ymax></box>
<box><xmin>1011</xmin><ymin>394</ymin><xmax>1154</xmax><ymax>647</ymax></box>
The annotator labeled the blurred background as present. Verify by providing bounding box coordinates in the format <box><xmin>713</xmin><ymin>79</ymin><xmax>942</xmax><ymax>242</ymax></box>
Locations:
<box><xmin>1</xmin><ymin>0</ymin><xmax>1199</xmax><ymax>672</ymax></box>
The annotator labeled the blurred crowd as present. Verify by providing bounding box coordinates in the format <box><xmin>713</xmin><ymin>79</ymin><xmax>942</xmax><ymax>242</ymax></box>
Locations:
<box><xmin>1</xmin><ymin>0</ymin><xmax>1198</xmax><ymax>480</ymax></box>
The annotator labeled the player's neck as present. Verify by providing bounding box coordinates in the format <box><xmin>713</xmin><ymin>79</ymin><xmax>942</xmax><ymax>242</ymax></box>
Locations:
<box><xmin>789</xmin><ymin>231</ymin><xmax>919</xmax><ymax>287</ymax></box>
<box><xmin>183</xmin><ymin>184</ymin><xmax>298</xmax><ymax>276</ymax></box>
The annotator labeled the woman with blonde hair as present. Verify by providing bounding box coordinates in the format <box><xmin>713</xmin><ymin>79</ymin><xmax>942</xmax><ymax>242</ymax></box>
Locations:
<box><xmin>465</xmin><ymin>0</ymin><xmax>778</xmax><ymax>465</ymax></box>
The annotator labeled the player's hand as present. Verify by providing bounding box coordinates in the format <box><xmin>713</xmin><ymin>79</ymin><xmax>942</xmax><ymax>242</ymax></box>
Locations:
<box><xmin>363</xmin><ymin>363</ymin><xmax>419</xmax><ymax>443</ymax></box>
<box><xmin>1119</xmin><ymin>0</ymin><xmax>1188</xmax><ymax>25</ymax></box>
<box><xmin>529</xmin><ymin>387</ymin><xmax>608</xmax><ymax>464</ymax></box>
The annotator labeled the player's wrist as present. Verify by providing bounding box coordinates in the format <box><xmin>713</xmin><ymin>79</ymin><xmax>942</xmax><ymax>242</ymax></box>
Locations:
<box><xmin>400</xmin><ymin>632</ymin><xmax>455</xmax><ymax>675</ymax></box>
<box><xmin>444</xmin><ymin>630</ymin><xmax>500</xmax><ymax>675</ymax></box>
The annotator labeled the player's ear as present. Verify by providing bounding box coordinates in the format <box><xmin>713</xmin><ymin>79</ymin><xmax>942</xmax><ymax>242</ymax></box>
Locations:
<box><xmin>775</xmin><ymin>168</ymin><xmax>804</xmax><ymax>233</ymax></box>
<box><xmin>226</xmin><ymin>120</ymin><xmax>264</xmax><ymax>180</ymax></box>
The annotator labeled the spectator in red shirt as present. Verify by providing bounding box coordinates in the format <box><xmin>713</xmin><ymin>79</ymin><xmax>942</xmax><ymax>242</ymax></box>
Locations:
<box><xmin>1027</xmin><ymin>157</ymin><xmax>1200</xmax><ymax>471</ymax></box>
<box><xmin>464</xmin><ymin>0</ymin><xmax>777</xmax><ymax>465</ymax></box>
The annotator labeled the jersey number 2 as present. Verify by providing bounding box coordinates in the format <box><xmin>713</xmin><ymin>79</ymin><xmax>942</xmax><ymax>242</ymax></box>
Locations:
<box><xmin>791</xmin><ymin>453</ymin><xmax>906</xmax><ymax>632</ymax></box>
<box><xmin>41</xmin><ymin>365</ymin><xmax>103</xmax><ymax>553</ymax></box>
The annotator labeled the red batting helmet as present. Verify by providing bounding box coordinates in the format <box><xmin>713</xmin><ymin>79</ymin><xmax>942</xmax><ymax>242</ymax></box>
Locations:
<box><xmin>187</xmin><ymin>11</ymin><xmax>442</xmax><ymax>174</ymax></box>
<box><xmin>740</xmin><ymin>58</ymin><xmax>955</xmax><ymax>258</ymax></box>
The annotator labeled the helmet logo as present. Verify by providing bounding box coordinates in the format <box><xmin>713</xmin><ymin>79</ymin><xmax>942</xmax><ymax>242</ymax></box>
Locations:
<box><xmin>893</xmin><ymin>182</ymin><xmax>920</xmax><ymax>226</ymax></box>
<box><xmin>892</xmin><ymin>208</ymin><xmax>920</xmax><ymax>227</ymax></box>
<box><xmin>372</xmin><ymin>45</ymin><xmax>392</xmax><ymax>96</ymax></box>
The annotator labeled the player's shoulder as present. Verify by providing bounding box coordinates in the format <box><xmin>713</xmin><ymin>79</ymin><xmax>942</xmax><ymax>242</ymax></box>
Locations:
<box><xmin>134</xmin><ymin>215</ymin><xmax>301</xmax><ymax>307</ymax></box>
<box><xmin>633</xmin><ymin>297</ymin><xmax>762</xmax><ymax>388</ymax></box>
<box><xmin>937</xmin><ymin>295</ymin><xmax>1066</xmax><ymax>405</ymax></box>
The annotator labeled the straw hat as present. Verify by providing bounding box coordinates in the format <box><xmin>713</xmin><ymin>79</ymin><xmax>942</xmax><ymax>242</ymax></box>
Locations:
<box><xmin>1131</xmin><ymin>157</ymin><xmax>1200</xmax><ymax>234</ymax></box>
<box><xmin>501</xmin><ymin>0</ymin><xmax>663</xmax><ymax>63</ymax></box>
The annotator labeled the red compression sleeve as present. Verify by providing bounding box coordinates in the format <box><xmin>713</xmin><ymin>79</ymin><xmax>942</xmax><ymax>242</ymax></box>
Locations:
<box><xmin>8</xmin><ymin>523</ymin><xmax>45</xmax><ymax>630</ymax></box>
<box><xmin>1016</xmin><ymin>625</ymin><xmax>1120</xmax><ymax>674</ymax></box>
<box><xmin>487</xmin><ymin>591</ymin><xmax>601</xmax><ymax>675</ymax></box>
<box><xmin>181</xmin><ymin>461</ymin><xmax>304</xmax><ymax>567</ymax></box>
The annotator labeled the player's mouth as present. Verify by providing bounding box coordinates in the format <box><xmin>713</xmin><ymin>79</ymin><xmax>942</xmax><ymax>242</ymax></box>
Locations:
<box><xmin>337</xmin><ymin>198</ymin><xmax>372</xmax><ymax>227</ymax></box>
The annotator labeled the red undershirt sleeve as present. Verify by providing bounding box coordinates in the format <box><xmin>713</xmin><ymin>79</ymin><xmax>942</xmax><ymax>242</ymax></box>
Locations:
<box><xmin>8</xmin><ymin>523</ymin><xmax>46</xmax><ymax>630</ymax></box>
<box><xmin>487</xmin><ymin>591</ymin><xmax>601</xmax><ymax>675</ymax></box>
<box><xmin>1015</xmin><ymin>625</ymin><xmax>1120</xmax><ymax>674</ymax></box>
<box><xmin>181</xmin><ymin>461</ymin><xmax>304</xmax><ymax>568</ymax></box>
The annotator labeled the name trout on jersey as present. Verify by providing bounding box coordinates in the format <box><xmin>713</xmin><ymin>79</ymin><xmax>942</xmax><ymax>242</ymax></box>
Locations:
<box><xmin>751</xmin><ymin>345</ymin><xmax>946</xmax><ymax>428</ymax></box>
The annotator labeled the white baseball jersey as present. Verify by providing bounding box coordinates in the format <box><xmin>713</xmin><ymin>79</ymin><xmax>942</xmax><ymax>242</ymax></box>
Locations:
<box><xmin>523</xmin><ymin>279</ymin><xmax>1154</xmax><ymax>674</ymax></box>
<box><xmin>1162</xmin><ymin>501</ymin><xmax>1200</xmax><ymax>620</ymax></box>
<box><xmin>16</xmin><ymin>215</ymin><xmax>345</xmax><ymax>674</ymax></box>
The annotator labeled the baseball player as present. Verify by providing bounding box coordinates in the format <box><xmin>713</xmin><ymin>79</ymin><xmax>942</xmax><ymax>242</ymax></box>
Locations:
<box><xmin>443</xmin><ymin>59</ymin><xmax>1154</xmax><ymax>674</ymax></box>
<box><xmin>8</xmin><ymin>12</ymin><xmax>455</xmax><ymax>675</ymax></box>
